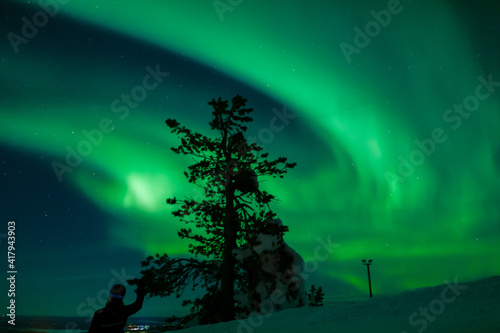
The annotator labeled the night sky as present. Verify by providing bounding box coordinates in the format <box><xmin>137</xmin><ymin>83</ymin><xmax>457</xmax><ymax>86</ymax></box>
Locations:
<box><xmin>1</xmin><ymin>0</ymin><xmax>500</xmax><ymax>320</ymax></box>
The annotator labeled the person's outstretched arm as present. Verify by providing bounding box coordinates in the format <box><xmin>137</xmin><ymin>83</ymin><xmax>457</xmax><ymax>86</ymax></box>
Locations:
<box><xmin>124</xmin><ymin>281</ymin><xmax>146</xmax><ymax>316</ymax></box>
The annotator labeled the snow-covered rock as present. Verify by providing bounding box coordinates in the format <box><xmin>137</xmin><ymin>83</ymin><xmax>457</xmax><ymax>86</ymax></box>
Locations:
<box><xmin>234</xmin><ymin>218</ymin><xmax>306</xmax><ymax>314</ymax></box>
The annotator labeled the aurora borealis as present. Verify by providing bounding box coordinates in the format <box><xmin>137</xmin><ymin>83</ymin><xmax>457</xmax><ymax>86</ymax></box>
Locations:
<box><xmin>1</xmin><ymin>0</ymin><xmax>500</xmax><ymax>319</ymax></box>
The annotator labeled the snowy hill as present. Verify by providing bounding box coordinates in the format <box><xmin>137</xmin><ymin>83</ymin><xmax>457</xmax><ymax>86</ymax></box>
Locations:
<box><xmin>182</xmin><ymin>275</ymin><xmax>500</xmax><ymax>332</ymax></box>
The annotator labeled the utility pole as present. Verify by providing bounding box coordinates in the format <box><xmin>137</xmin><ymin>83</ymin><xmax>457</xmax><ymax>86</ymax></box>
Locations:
<box><xmin>362</xmin><ymin>259</ymin><xmax>373</xmax><ymax>298</ymax></box>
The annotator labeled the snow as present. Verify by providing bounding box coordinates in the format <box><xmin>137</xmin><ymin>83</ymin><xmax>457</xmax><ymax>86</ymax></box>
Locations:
<box><xmin>182</xmin><ymin>275</ymin><xmax>500</xmax><ymax>332</ymax></box>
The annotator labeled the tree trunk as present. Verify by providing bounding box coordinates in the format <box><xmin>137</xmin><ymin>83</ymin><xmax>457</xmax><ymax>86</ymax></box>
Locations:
<box><xmin>220</xmin><ymin>185</ymin><xmax>236</xmax><ymax>321</ymax></box>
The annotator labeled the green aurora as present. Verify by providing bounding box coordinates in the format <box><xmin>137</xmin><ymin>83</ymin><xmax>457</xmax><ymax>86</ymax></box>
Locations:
<box><xmin>2</xmin><ymin>0</ymin><xmax>500</xmax><ymax>315</ymax></box>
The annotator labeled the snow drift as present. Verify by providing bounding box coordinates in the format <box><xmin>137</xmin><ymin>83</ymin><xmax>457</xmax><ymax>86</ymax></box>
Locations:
<box><xmin>182</xmin><ymin>275</ymin><xmax>500</xmax><ymax>332</ymax></box>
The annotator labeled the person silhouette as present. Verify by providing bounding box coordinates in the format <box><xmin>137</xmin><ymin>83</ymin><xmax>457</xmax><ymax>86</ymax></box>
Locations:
<box><xmin>88</xmin><ymin>281</ymin><xmax>146</xmax><ymax>333</ymax></box>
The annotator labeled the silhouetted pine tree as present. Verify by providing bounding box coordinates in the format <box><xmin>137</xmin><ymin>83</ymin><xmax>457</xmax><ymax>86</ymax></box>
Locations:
<box><xmin>307</xmin><ymin>285</ymin><xmax>325</xmax><ymax>307</ymax></box>
<box><xmin>129</xmin><ymin>95</ymin><xmax>296</xmax><ymax>324</ymax></box>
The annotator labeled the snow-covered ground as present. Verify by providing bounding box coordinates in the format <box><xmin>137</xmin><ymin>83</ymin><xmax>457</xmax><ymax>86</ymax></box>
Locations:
<box><xmin>183</xmin><ymin>275</ymin><xmax>500</xmax><ymax>332</ymax></box>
